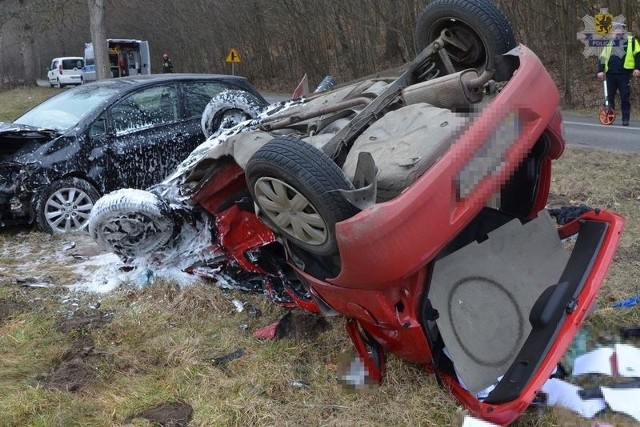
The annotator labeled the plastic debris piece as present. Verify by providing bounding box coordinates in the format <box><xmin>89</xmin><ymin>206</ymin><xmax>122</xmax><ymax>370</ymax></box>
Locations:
<box><xmin>541</xmin><ymin>378</ymin><xmax>606</xmax><ymax>419</ymax></box>
<box><xmin>601</xmin><ymin>387</ymin><xmax>640</xmax><ymax>422</ymax></box>
<box><xmin>207</xmin><ymin>348</ymin><xmax>244</xmax><ymax>367</ymax></box>
<box><xmin>615</xmin><ymin>343</ymin><xmax>640</xmax><ymax>377</ymax></box>
<box><xmin>291</xmin><ymin>380</ymin><xmax>310</xmax><ymax>389</ymax></box>
<box><xmin>253</xmin><ymin>321</ymin><xmax>279</xmax><ymax>340</ymax></box>
<box><xmin>231</xmin><ymin>299</ymin><xmax>245</xmax><ymax>312</ymax></box>
<box><xmin>612</xmin><ymin>295</ymin><xmax>640</xmax><ymax>309</ymax></box>
<box><xmin>461</xmin><ymin>415</ymin><xmax>499</xmax><ymax>427</ymax></box>
<box><xmin>572</xmin><ymin>347</ymin><xmax>615</xmax><ymax>376</ymax></box>
<box><xmin>248</xmin><ymin>305</ymin><xmax>262</xmax><ymax>318</ymax></box>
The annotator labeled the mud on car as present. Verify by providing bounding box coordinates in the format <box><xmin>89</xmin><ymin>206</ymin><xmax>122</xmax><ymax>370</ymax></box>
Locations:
<box><xmin>88</xmin><ymin>0</ymin><xmax>623</xmax><ymax>424</ymax></box>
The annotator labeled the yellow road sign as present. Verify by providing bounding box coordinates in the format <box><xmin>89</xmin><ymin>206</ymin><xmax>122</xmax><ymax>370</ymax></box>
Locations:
<box><xmin>226</xmin><ymin>48</ymin><xmax>241</xmax><ymax>63</ymax></box>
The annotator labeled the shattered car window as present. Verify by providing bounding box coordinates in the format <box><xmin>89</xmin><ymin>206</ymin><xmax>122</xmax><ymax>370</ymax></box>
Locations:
<box><xmin>14</xmin><ymin>85</ymin><xmax>114</xmax><ymax>132</ymax></box>
<box><xmin>110</xmin><ymin>84</ymin><xmax>179</xmax><ymax>135</ymax></box>
<box><xmin>183</xmin><ymin>81</ymin><xmax>230</xmax><ymax>117</ymax></box>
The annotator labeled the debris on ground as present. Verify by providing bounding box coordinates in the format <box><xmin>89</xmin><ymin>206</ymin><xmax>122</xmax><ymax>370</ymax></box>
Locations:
<box><xmin>206</xmin><ymin>348</ymin><xmax>244</xmax><ymax>368</ymax></box>
<box><xmin>461</xmin><ymin>414</ymin><xmax>499</xmax><ymax>427</ymax></box>
<box><xmin>231</xmin><ymin>298</ymin><xmax>244</xmax><ymax>312</ymax></box>
<box><xmin>291</xmin><ymin>380</ymin><xmax>311</xmax><ymax>389</ymax></box>
<box><xmin>274</xmin><ymin>311</ymin><xmax>330</xmax><ymax>340</ymax></box>
<box><xmin>612</xmin><ymin>294</ymin><xmax>640</xmax><ymax>309</ymax></box>
<box><xmin>252</xmin><ymin>311</ymin><xmax>331</xmax><ymax>341</ymax></box>
<box><xmin>542</xmin><ymin>342</ymin><xmax>640</xmax><ymax>422</ymax></box>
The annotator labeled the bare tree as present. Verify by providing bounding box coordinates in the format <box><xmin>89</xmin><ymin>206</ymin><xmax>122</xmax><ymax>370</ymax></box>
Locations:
<box><xmin>87</xmin><ymin>0</ymin><xmax>108</xmax><ymax>80</ymax></box>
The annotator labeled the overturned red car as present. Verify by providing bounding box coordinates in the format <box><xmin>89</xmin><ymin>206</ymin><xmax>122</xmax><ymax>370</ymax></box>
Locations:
<box><xmin>88</xmin><ymin>0</ymin><xmax>624</xmax><ymax>424</ymax></box>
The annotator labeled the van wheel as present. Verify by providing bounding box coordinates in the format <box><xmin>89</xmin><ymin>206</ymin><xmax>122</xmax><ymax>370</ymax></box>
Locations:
<box><xmin>57</xmin><ymin>78</ymin><xmax>64</xmax><ymax>88</ymax></box>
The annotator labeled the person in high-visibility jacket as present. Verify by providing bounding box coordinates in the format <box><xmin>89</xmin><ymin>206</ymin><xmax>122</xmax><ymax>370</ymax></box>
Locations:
<box><xmin>597</xmin><ymin>22</ymin><xmax>640</xmax><ymax>126</ymax></box>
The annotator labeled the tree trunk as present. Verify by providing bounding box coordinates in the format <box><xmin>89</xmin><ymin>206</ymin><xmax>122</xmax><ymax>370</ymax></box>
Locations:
<box><xmin>87</xmin><ymin>0</ymin><xmax>108</xmax><ymax>80</ymax></box>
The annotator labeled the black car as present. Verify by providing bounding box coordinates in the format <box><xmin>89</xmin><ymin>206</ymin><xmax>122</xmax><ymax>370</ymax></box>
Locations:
<box><xmin>0</xmin><ymin>74</ymin><xmax>267</xmax><ymax>233</ymax></box>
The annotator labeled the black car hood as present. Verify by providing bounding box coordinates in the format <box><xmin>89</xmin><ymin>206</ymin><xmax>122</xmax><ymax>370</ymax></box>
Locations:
<box><xmin>0</xmin><ymin>122</ymin><xmax>59</xmax><ymax>160</ymax></box>
<box><xmin>0</xmin><ymin>122</ymin><xmax>59</xmax><ymax>138</ymax></box>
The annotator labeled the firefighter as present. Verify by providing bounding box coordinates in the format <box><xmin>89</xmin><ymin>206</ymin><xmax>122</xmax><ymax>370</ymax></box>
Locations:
<box><xmin>597</xmin><ymin>22</ymin><xmax>640</xmax><ymax>126</ymax></box>
<box><xmin>162</xmin><ymin>53</ymin><xmax>174</xmax><ymax>73</ymax></box>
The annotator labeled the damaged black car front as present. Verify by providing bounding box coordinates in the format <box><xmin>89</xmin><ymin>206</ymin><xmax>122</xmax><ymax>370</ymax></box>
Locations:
<box><xmin>0</xmin><ymin>85</ymin><xmax>115</xmax><ymax>233</ymax></box>
<box><xmin>2</xmin><ymin>76</ymin><xmax>258</xmax><ymax>233</ymax></box>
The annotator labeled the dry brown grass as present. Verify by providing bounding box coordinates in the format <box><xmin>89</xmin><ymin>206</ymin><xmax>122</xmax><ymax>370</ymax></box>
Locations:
<box><xmin>0</xmin><ymin>85</ymin><xmax>59</xmax><ymax>121</ymax></box>
<box><xmin>1</xmin><ymin>85</ymin><xmax>640</xmax><ymax>425</ymax></box>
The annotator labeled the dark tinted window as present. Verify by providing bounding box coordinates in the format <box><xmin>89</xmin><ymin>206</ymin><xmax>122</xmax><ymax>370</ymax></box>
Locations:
<box><xmin>110</xmin><ymin>84</ymin><xmax>179</xmax><ymax>135</ymax></box>
<box><xmin>62</xmin><ymin>59</ymin><xmax>84</xmax><ymax>70</ymax></box>
<box><xmin>183</xmin><ymin>81</ymin><xmax>230</xmax><ymax>117</ymax></box>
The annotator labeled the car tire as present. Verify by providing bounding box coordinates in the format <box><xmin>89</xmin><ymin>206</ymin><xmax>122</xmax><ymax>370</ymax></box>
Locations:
<box><xmin>246</xmin><ymin>135</ymin><xmax>358</xmax><ymax>257</ymax></box>
<box><xmin>201</xmin><ymin>90</ymin><xmax>264</xmax><ymax>138</ymax></box>
<box><xmin>88</xmin><ymin>189</ymin><xmax>175</xmax><ymax>259</ymax></box>
<box><xmin>56</xmin><ymin>78</ymin><xmax>65</xmax><ymax>89</ymax></box>
<box><xmin>35</xmin><ymin>177</ymin><xmax>100</xmax><ymax>234</ymax></box>
<box><xmin>415</xmin><ymin>0</ymin><xmax>516</xmax><ymax>78</ymax></box>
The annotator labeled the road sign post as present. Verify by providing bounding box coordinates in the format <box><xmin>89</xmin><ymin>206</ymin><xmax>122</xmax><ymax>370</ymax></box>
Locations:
<box><xmin>225</xmin><ymin>48</ymin><xmax>241</xmax><ymax>75</ymax></box>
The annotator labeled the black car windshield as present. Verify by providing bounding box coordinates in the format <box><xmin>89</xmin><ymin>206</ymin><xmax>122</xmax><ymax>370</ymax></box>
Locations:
<box><xmin>14</xmin><ymin>85</ymin><xmax>115</xmax><ymax>132</ymax></box>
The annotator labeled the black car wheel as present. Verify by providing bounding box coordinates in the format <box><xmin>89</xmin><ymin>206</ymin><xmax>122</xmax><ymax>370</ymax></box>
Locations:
<box><xmin>415</xmin><ymin>0</ymin><xmax>516</xmax><ymax>77</ymax></box>
<box><xmin>201</xmin><ymin>90</ymin><xmax>264</xmax><ymax>138</ymax></box>
<box><xmin>35</xmin><ymin>178</ymin><xmax>100</xmax><ymax>233</ymax></box>
<box><xmin>88</xmin><ymin>189</ymin><xmax>175</xmax><ymax>259</ymax></box>
<box><xmin>246</xmin><ymin>136</ymin><xmax>357</xmax><ymax>257</ymax></box>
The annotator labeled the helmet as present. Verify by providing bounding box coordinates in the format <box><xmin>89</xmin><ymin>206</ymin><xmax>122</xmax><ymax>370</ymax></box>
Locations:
<box><xmin>163</xmin><ymin>53</ymin><xmax>169</xmax><ymax>59</ymax></box>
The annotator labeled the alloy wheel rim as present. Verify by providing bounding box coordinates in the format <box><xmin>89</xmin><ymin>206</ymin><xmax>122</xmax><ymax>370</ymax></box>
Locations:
<box><xmin>45</xmin><ymin>187</ymin><xmax>94</xmax><ymax>232</ymax></box>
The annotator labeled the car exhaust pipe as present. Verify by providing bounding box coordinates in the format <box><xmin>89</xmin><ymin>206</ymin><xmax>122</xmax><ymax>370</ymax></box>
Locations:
<box><xmin>401</xmin><ymin>69</ymin><xmax>486</xmax><ymax>110</ymax></box>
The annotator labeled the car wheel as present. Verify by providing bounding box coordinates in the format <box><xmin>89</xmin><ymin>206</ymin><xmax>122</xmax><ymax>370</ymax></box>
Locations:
<box><xmin>56</xmin><ymin>78</ymin><xmax>65</xmax><ymax>88</ymax></box>
<box><xmin>88</xmin><ymin>189</ymin><xmax>175</xmax><ymax>259</ymax></box>
<box><xmin>246</xmin><ymin>135</ymin><xmax>358</xmax><ymax>257</ymax></box>
<box><xmin>201</xmin><ymin>89</ymin><xmax>264</xmax><ymax>138</ymax></box>
<box><xmin>415</xmin><ymin>0</ymin><xmax>516</xmax><ymax>79</ymax></box>
<box><xmin>35</xmin><ymin>178</ymin><xmax>100</xmax><ymax>234</ymax></box>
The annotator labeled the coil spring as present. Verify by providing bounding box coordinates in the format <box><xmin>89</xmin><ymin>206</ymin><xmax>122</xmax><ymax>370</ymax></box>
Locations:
<box><xmin>415</xmin><ymin>59</ymin><xmax>440</xmax><ymax>82</ymax></box>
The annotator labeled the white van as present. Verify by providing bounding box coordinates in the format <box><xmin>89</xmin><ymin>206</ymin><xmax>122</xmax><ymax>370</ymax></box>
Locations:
<box><xmin>47</xmin><ymin>57</ymin><xmax>84</xmax><ymax>88</ymax></box>
<box><xmin>81</xmin><ymin>39</ymin><xmax>151</xmax><ymax>83</ymax></box>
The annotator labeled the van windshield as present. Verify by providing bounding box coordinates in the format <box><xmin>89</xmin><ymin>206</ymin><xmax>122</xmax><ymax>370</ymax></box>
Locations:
<box><xmin>14</xmin><ymin>84</ymin><xmax>114</xmax><ymax>132</ymax></box>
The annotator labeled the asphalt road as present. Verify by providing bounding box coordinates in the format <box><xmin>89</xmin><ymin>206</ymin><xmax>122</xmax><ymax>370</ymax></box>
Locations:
<box><xmin>31</xmin><ymin>82</ymin><xmax>640</xmax><ymax>153</ymax></box>
<box><xmin>562</xmin><ymin>112</ymin><xmax>640</xmax><ymax>153</ymax></box>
